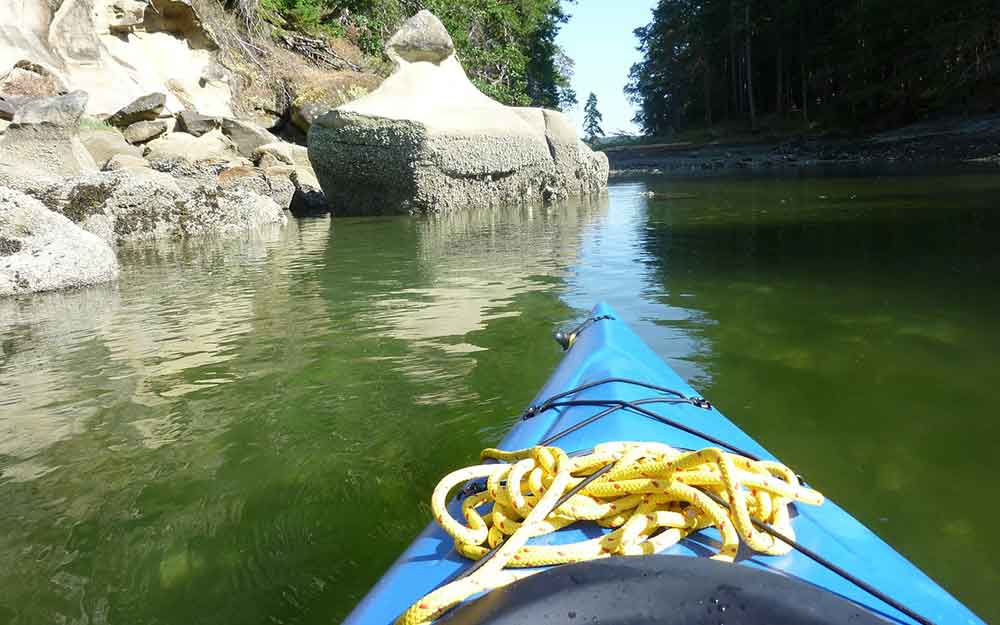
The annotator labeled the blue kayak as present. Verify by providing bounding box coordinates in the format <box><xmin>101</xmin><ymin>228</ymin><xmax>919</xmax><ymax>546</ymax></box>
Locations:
<box><xmin>343</xmin><ymin>303</ymin><xmax>984</xmax><ymax>625</ymax></box>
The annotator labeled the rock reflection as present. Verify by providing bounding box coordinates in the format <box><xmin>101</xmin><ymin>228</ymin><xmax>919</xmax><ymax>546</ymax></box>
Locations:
<box><xmin>0</xmin><ymin>219</ymin><xmax>332</xmax><ymax>477</ymax></box>
<box><xmin>374</xmin><ymin>198</ymin><xmax>606</xmax><ymax>349</ymax></box>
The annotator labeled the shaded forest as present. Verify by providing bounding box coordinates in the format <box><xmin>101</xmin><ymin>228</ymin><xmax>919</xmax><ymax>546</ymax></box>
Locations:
<box><xmin>625</xmin><ymin>0</ymin><xmax>1000</xmax><ymax>135</ymax></box>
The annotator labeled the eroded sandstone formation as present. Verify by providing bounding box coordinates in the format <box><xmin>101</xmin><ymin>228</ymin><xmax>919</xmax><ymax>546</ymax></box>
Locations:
<box><xmin>308</xmin><ymin>10</ymin><xmax>608</xmax><ymax>215</ymax></box>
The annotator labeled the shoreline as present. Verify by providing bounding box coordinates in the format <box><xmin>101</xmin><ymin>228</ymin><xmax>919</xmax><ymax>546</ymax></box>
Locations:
<box><xmin>604</xmin><ymin>115</ymin><xmax>1000</xmax><ymax>176</ymax></box>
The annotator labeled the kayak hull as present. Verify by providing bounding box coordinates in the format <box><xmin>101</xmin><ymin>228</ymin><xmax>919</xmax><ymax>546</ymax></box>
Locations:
<box><xmin>342</xmin><ymin>303</ymin><xmax>984</xmax><ymax>625</ymax></box>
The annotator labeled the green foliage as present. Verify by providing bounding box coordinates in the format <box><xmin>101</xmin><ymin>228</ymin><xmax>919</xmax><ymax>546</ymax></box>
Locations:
<box><xmin>78</xmin><ymin>116</ymin><xmax>115</xmax><ymax>131</ymax></box>
<box><xmin>583</xmin><ymin>92</ymin><xmax>604</xmax><ymax>141</ymax></box>
<box><xmin>259</xmin><ymin>0</ymin><xmax>577</xmax><ymax>109</ymax></box>
<box><xmin>627</xmin><ymin>0</ymin><xmax>1000</xmax><ymax>135</ymax></box>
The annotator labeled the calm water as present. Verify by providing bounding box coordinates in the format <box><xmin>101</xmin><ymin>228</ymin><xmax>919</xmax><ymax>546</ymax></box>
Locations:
<box><xmin>1</xmin><ymin>172</ymin><xmax>998</xmax><ymax>624</ymax></box>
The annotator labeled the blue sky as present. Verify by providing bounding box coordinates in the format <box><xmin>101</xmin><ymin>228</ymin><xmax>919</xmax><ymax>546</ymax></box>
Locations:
<box><xmin>557</xmin><ymin>1</ymin><xmax>658</xmax><ymax>136</ymax></box>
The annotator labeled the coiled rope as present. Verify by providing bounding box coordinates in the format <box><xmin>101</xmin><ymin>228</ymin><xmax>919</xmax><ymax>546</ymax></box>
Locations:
<box><xmin>397</xmin><ymin>441</ymin><xmax>824</xmax><ymax>625</ymax></box>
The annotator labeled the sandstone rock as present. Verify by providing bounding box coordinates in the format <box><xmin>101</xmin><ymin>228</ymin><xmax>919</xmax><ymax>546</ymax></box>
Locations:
<box><xmin>0</xmin><ymin>91</ymin><xmax>97</xmax><ymax>187</ymax></box>
<box><xmin>80</xmin><ymin>127</ymin><xmax>143</xmax><ymax>166</ymax></box>
<box><xmin>104</xmin><ymin>154</ymin><xmax>149</xmax><ymax>170</ymax></box>
<box><xmin>252</xmin><ymin>142</ymin><xmax>295</xmax><ymax>167</ymax></box>
<box><xmin>289</xmin><ymin>73</ymin><xmax>382</xmax><ymax>132</ymax></box>
<box><xmin>216</xmin><ymin>164</ymin><xmax>297</xmax><ymax>209</ymax></box>
<box><xmin>107</xmin><ymin>0</ymin><xmax>147</xmax><ymax>32</ymax></box>
<box><xmin>1</xmin><ymin>0</ymin><xmax>234</xmax><ymax>117</ymax></box>
<box><xmin>107</xmin><ymin>92</ymin><xmax>166</xmax><ymax>128</ymax></box>
<box><xmin>385</xmin><ymin>10</ymin><xmax>454</xmax><ymax>64</ymax></box>
<box><xmin>220</xmin><ymin>118</ymin><xmax>280</xmax><ymax>157</ymax></box>
<box><xmin>216</xmin><ymin>165</ymin><xmax>271</xmax><ymax>196</ymax></box>
<box><xmin>264</xmin><ymin>166</ymin><xmax>295</xmax><ymax>209</ymax></box>
<box><xmin>34</xmin><ymin>166</ymin><xmax>285</xmax><ymax>242</ymax></box>
<box><xmin>123</xmin><ymin>120</ymin><xmax>168</xmax><ymax>144</ymax></box>
<box><xmin>143</xmin><ymin>129</ymin><xmax>238</xmax><ymax>164</ymax></box>
<box><xmin>12</xmin><ymin>90</ymin><xmax>88</xmax><ymax>126</ymax></box>
<box><xmin>289</xmin><ymin>168</ymin><xmax>327</xmax><ymax>217</ymax></box>
<box><xmin>0</xmin><ymin>60</ymin><xmax>68</xmax><ymax>97</ymax></box>
<box><xmin>0</xmin><ymin>99</ymin><xmax>14</xmax><ymax>121</ymax></box>
<box><xmin>37</xmin><ymin>168</ymin><xmax>185</xmax><ymax>242</ymax></box>
<box><xmin>181</xmin><ymin>185</ymin><xmax>287</xmax><ymax>237</ymax></box>
<box><xmin>307</xmin><ymin>11</ymin><xmax>607</xmax><ymax>215</ymax></box>
<box><xmin>175</xmin><ymin>110</ymin><xmax>219</xmax><ymax>136</ymax></box>
<box><xmin>0</xmin><ymin>187</ymin><xmax>118</xmax><ymax>296</ymax></box>
<box><xmin>249</xmin><ymin>110</ymin><xmax>282</xmax><ymax>131</ymax></box>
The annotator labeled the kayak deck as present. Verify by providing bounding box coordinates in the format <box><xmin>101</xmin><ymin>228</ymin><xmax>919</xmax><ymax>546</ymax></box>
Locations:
<box><xmin>342</xmin><ymin>303</ymin><xmax>984</xmax><ymax>625</ymax></box>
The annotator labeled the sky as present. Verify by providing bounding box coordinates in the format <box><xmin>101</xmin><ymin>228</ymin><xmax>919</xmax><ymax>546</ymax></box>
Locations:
<box><xmin>557</xmin><ymin>1</ymin><xmax>659</xmax><ymax>136</ymax></box>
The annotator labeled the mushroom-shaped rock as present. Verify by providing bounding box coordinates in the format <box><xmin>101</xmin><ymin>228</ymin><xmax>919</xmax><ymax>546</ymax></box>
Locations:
<box><xmin>386</xmin><ymin>10</ymin><xmax>455</xmax><ymax>64</ymax></box>
<box><xmin>307</xmin><ymin>10</ymin><xmax>607</xmax><ymax>215</ymax></box>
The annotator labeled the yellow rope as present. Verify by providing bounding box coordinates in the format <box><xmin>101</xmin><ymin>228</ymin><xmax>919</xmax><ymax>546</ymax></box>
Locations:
<box><xmin>397</xmin><ymin>442</ymin><xmax>824</xmax><ymax>625</ymax></box>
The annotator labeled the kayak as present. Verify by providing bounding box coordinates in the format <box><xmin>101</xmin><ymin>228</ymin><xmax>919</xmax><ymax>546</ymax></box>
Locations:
<box><xmin>342</xmin><ymin>303</ymin><xmax>985</xmax><ymax>625</ymax></box>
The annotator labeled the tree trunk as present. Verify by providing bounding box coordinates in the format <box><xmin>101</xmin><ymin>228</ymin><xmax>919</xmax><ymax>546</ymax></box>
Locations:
<box><xmin>776</xmin><ymin>44</ymin><xmax>783</xmax><ymax>114</ymax></box>
<box><xmin>705</xmin><ymin>61</ymin><xmax>713</xmax><ymax>126</ymax></box>
<box><xmin>745</xmin><ymin>2</ymin><xmax>757</xmax><ymax>131</ymax></box>
<box><xmin>729</xmin><ymin>1</ymin><xmax>739</xmax><ymax>115</ymax></box>
<box><xmin>800</xmin><ymin>0</ymin><xmax>808</xmax><ymax>122</ymax></box>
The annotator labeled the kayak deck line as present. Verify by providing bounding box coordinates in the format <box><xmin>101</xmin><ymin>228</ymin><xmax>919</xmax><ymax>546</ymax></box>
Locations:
<box><xmin>398</xmin><ymin>442</ymin><xmax>824</xmax><ymax>625</ymax></box>
<box><xmin>341</xmin><ymin>303</ymin><xmax>986</xmax><ymax>625</ymax></box>
<box><xmin>404</xmin><ymin>373</ymin><xmax>936</xmax><ymax>625</ymax></box>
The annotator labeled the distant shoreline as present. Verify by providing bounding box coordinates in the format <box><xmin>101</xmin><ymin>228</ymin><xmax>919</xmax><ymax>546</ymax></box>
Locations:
<box><xmin>603</xmin><ymin>115</ymin><xmax>1000</xmax><ymax>176</ymax></box>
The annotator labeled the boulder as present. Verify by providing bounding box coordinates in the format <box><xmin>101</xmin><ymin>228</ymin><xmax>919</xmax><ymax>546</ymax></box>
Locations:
<box><xmin>216</xmin><ymin>165</ymin><xmax>271</xmax><ymax>197</ymax></box>
<box><xmin>181</xmin><ymin>185</ymin><xmax>287</xmax><ymax>237</ymax></box>
<box><xmin>123</xmin><ymin>120</ymin><xmax>168</xmax><ymax>144</ymax></box>
<box><xmin>0</xmin><ymin>187</ymin><xmax>118</xmax><ymax>296</ymax></box>
<box><xmin>104</xmin><ymin>154</ymin><xmax>149</xmax><ymax>170</ymax></box>
<box><xmin>175</xmin><ymin>110</ymin><xmax>219</xmax><ymax>137</ymax></box>
<box><xmin>12</xmin><ymin>90</ymin><xmax>88</xmax><ymax>126</ymax></box>
<box><xmin>35</xmin><ymin>167</ymin><xmax>286</xmax><ymax>242</ymax></box>
<box><xmin>143</xmin><ymin>129</ymin><xmax>238</xmax><ymax>164</ymax></box>
<box><xmin>0</xmin><ymin>91</ymin><xmax>97</xmax><ymax>188</ymax></box>
<box><xmin>107</xmin><ymin>0</ymin><xmax>147</xmax><ymax>32</ymax></box>
<box><xmin>385</xmin><ymin>10</ymin><xmax>455</xmax><ymax>63</ymax></box>
<box><xmin>307</xmin><ymin>11</ymin><xmax>608</xmax><ymax>215</ymax></box>
<box><xmin>36</xmin><ymin>168</ymin><xmax>186</xmax><ymax>242</ymax></box>
<box><xmin>220</xmin><ymin>118</ymin><xmax>279</xmax><ymax>157</ymax></box>
<box><xmin>264</xmin><ymin>166</ymin><xmax>295</xmax><ymax>209</ymax></box>
<box><xmin>289</xmin><ymin>73</ymin><xmax>382</xmax><ymax>132</ymax></box>
<box><xmin>252</xmin><ymin>142</ymin><xmax>295</xmax><ymax>168</ymax></box>
<box><xmin>0</xmin><ymin>99</ymin><xmax>14</xmax><ymax>121</ymax></box>
<box><xmin>216</xmin><ymin>164</ymin><xmax>297</xmax><ymax>209</ymax></box>
<box><xmin>0</xmin><ymin>60</ymin><xmax>68</xmax><ymax>97</ymax></box>
<box><xmin>107</xmin><ymin>93</ymin><xmax>166</xmax><ymax>128</ymax></box>
<box><xmin>80</xmin><ymin>127</ymin><xmax>143</xmax><ymax>166</ymax></box>
<box><xmin>289</xmin><ymin>169</ymin><xmax>328</xmax><ymax>217</ymax></box>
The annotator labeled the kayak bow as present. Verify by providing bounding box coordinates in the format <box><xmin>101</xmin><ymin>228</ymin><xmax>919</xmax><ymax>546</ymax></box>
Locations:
<box><xmin>342</xmin><ymin>303</ymin><xmax>985</xmax><ymax>625</ymax></box>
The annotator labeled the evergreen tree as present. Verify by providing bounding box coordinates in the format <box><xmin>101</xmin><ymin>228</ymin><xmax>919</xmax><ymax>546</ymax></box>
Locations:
<box><xmin>583</xmin><ymin>92</ymin><xmax>605</xmax><ymax>142</ymax></box>
<box><xmin>626</xmin><ymin>0</ymin><xmax>1000</xmax><ymax>134</ymax></box>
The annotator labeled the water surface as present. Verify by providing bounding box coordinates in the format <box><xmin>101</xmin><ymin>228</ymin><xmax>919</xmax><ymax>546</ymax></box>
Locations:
<box><xmin>1</xmin><ymin>172</ymin><xmax>997</xmax><ymax>624</ymax></box>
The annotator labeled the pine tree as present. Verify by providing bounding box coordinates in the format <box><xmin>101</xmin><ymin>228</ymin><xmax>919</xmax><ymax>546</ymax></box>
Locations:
<box><xmin>583</xmin><ymin>93</ymin><xmax>604</xmax><ymax>142</ymax></box>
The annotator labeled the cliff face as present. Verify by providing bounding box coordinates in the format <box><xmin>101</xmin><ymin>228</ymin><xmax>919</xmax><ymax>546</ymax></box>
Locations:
<box><xmin>0</xmin><ymin>0</ymin><xmax>234</xmax><ymax>116</ymax></box>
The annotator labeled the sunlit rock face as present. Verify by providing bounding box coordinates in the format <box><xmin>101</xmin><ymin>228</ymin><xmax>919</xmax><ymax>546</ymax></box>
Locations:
<box><xmin>308</xmin><ymin>10</ymin><xmax>608</xmax><ymax>216</ymax></box>
<box><xmin>0</xmin><ymin>187</ymin><xmax>118</xmax><ymax>296</ymax></box>
<box><xmin>0</xmin><ymin>0</ymin><xmax>234</xmax><ymax>116</ymax></box>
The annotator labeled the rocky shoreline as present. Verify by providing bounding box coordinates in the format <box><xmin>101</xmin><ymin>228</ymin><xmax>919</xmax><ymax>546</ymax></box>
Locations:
<box><xmin>604</xmin><ymin>115</ymin><xmax>1000</xmax><ymax>176</ymax></box>
<box><xmin>1</xmin><ymin>8</ymin><xmax>609</xmax><ymax>297</ymax></box>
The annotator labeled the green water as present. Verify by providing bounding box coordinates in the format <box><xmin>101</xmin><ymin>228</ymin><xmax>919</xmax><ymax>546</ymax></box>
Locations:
<box><xmin>1</xmin><ymin>172</ymin><xmax>998</xmax><ymax>624</ymax></box>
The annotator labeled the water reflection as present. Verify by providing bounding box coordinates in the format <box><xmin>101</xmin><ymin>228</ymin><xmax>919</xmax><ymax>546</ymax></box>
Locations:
<box><xmin>628</xmin><ymin>172</ymin><xmax>1000</xmax><ymax>622</ymax></box>
<box><xmin>0</xmin><ymin>174</ymin><xmax>997</xmax><ymax>624</ymax></box>
<box><xmin>0</xmin><ymin>197</ymin><xmax>605</xmax><ymax>625</ymax></box>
